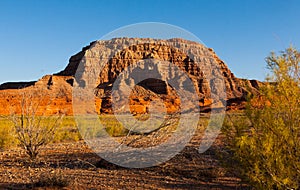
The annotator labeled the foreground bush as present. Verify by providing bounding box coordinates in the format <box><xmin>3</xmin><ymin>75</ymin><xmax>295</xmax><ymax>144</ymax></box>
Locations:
<box><xmin>9</xmin><ymin>89</ymin><xmax>64</xmax><ymax>159</ymax></box>
<box><xmin>223</xmin><ymin>47</ymin><xmax>300</xmax><ymax>189</ymax></box>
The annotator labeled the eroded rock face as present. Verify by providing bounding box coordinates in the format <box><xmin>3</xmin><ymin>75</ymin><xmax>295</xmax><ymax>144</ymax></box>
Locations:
<box><xmin>0</xmin><ymin>75</ymin><xmax>74</xmax><ymax>115</ymax></box>
<box><xmin>0</xmin><ymin>38</ymin><xmax>262</xmax><ymax>115</ymax></box>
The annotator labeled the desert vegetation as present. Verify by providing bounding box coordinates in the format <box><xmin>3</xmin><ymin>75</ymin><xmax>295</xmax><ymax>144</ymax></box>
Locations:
<box><xmin>223</xmin><ymin>47</ymin><xmax>300</xmax><ymax>189</ymax></box>
<box><xmin>9</xmin><ymin>90</ymin><xmax>65</xmax><ymax>159</ymax></box>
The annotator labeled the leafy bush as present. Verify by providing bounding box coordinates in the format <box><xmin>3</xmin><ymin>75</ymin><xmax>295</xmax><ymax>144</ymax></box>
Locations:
<box><xmin>223</xmin><ymin>47</ymin><xmax>300</xmax><ymax>189</ymax></box>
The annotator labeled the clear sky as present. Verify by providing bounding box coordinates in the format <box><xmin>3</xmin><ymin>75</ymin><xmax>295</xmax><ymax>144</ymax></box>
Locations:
<box><xmin>0</xmin><ymin>0</ymin><xmax>299</xmax><ymax>84</ymax></box>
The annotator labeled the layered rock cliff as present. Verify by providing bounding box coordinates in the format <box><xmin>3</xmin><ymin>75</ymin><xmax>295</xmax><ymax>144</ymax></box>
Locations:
<box><xmin>0</xmin><ymin>38</ymin><xmax>263</xmax><ymax>115</ymax></box>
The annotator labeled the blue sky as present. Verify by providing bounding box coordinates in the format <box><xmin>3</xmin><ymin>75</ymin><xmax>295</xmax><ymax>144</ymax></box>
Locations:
<box><xmin>0</xmin><ymin>0</ymin><xmax>299</xmax><ymax>84</ymax></box>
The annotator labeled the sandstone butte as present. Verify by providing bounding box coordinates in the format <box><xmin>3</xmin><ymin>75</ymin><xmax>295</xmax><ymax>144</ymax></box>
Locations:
<box><xmin>0</xmin><ymin>38</ymin><xmax>264</xmax><ymax>116</ymax></box>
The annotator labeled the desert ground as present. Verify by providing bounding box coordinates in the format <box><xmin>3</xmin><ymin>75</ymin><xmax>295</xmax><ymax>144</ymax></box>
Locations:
<box><xmin>0</xmin><ymin>114</ymin><xmax>249</xmax><ymax>190</ymax></box>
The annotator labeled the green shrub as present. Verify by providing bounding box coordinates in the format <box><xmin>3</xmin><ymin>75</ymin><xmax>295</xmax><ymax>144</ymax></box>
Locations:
<box><xmin>223</xmin><ymin>47</ymin><xmax>300</xmax><ymax>189</ymax></box>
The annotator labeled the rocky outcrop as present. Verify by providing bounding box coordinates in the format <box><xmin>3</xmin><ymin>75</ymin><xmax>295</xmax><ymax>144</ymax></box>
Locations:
<box><xmin>0</xmin><ymin>81</ymin><xmax>36</xmax><ymax>90</ymax></box>
<box><xmin>0</xmin><ymin>38</ymin><xmax>262</xmax><ymax>115</ymax></box>
<box><xmin>0</xmin><ymin>75</ymin><xmax>74</xmax><ymax>115</ymax></box>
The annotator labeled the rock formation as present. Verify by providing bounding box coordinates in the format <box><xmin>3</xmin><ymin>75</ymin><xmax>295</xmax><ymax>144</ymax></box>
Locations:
<box><xmin>0</xmin><ymin>38</ymin><xmax>263</xmax><ymax>115</ymax></box>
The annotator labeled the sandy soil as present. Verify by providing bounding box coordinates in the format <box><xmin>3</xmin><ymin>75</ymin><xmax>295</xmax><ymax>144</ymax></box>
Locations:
<box><xmin>0</xmin><ymin>126</ymin><xmax>250</xmax><ymax>190</ymax></box>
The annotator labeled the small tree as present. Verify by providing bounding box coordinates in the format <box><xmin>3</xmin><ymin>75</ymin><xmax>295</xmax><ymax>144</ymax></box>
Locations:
<box><xmin>10</xmin><ymin>89</ymin><xmax>64</xmax><ymax>159</ymax></box>
<box><xmin>224</xmin><ymin>47</ymin><xmax>300</xmax><ymax>189</ymax></box>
